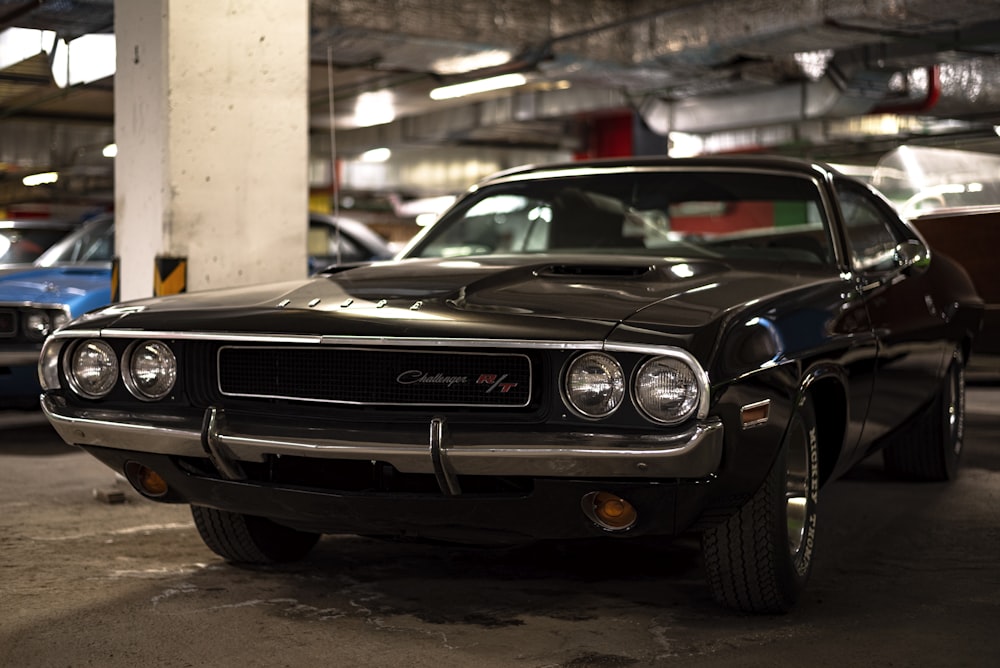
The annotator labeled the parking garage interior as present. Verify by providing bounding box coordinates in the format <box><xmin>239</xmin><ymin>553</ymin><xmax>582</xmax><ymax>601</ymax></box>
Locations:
<box><xmin>2</xmin><ymin>2</ymin><xmax>1000</xmax><ymax>666</ymax></box>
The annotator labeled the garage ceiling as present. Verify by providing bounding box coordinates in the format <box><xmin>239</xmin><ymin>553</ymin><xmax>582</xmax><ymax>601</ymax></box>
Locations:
<box><xmin>3</xmin><ymin>0</ymin><xmax>1000</xmax><ymax>206</ymax></box>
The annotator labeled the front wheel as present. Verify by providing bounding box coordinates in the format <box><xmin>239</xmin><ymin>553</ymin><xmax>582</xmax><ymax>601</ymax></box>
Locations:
<box><xmin>701</xmin><ymin>396</ymin><xmax>819</xmax><ymax>613</ymax></box>
<box><xmin>191</xmin><ymin>505</ymin><xmax>320</xmax><ymax>564</ymax></box>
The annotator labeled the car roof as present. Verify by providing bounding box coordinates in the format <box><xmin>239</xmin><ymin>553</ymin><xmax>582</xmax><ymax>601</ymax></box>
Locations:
<box><xmin>478</xmin><ymin>154</ymin><xmax>840</xmax><ymax>186</ymax></box>
<box><xmin>309</xmin><ymin>212</ymin><xmax>394</xmax><ymax>258</ymax></box>
<box><xmin>31</xmin><ymin>212</ymin><xmax>395</xmax><ymax>267</ymax></box>
<box><xmin>0</xmin><ymin>218</ymin><xmax>78</xmax><ymax>231</ymax></box>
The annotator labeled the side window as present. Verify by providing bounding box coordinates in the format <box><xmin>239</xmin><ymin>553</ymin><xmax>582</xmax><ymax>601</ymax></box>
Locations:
<box><xmin>308</xmin><ymin>224</ymin><xmax>365</xmax><ymax>263</ymax></box>
<box><xmin>417</xmin><ymin>194</ymin><xmax>552</xmax><ymax>258</ymax></box>
<box><xmin>57</xmin><ymin>222</ymin><xmax>112</xmax><ymax>263</ymax></box>
<box><xmin>838</xmin><ymin>184</ymin><xmax>904</xmax><ymax>272</ymax></box>
<box><xmin>333</xmin><ymin>233</ymin><xmax>365</xmax><ymax>263</ymax></box>
<box><xmin>79</xmin><ymin>228</ymin><xmax>114</xmax><ymax>261</ymax></box>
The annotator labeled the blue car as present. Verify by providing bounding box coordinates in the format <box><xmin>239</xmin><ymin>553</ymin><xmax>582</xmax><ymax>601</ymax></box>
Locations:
<box><xmin>0</xmin><ymin>215</ymin><xmax>114</xmax><ymax>408</ymax></box>
<box><xmin>0</xmin><ymin>213</ymin><xmax>394</xmax><ymax>407</ymax></box>
<box><xmin>0</xmin><ymin>218</ymin><xmax>80</xmax><ymax>277</ymax></box>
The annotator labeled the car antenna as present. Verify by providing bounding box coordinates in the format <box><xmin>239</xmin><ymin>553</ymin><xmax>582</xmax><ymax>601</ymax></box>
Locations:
<box><xmin>327</xmin><ymin>44</ymin><xmax>342</xmax><ymax>267</ymax></box>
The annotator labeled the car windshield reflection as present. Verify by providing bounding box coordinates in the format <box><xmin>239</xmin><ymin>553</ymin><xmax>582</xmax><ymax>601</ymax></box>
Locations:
<box><xmin>406</xmin><ymin>169</ymin><xmax>835</xmax><ymax>266</ymax></box>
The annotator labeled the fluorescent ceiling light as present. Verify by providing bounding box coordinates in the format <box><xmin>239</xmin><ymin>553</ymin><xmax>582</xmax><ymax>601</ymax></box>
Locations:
<box><xmin>359</xmin><ymin>147</ymin><xmax>391</xmax><ymax>162</ymax></box>
<box><xmin>0</xmin><ymin>27</ymin><xmax>56</xmax><ymax>70</ymax></box>
<box><xmin>431</xmin><ymin>49</ymin><xmax>514</xmax><ymax>76</ymax></box>
<box><xmin>430</xmin><ymin>73</ymin><xmax>527</xmax><ymax>100</ymax></box>
<box><xmin>23</xmin><ymin>172</ymin><xmax>59</xmax><ymax>187</ymax></box>
<box><xmin>669</xmin><ymin>132</ymin><xmax>704</xmax><ymax>158</ymax></box>
<box><xmin>51</xmin><ymin>33</ymin><xmax>116</xmax><ymax>88</ymax></box>
<box><xmin>793</xmin><ymin>49</ymin><xmax>833</xmax><ymax>81</ymax></box>
<box><xmin>353</xmin><ymin>90</ymin><xmax>396</xmax><ymax>127</ymax></box>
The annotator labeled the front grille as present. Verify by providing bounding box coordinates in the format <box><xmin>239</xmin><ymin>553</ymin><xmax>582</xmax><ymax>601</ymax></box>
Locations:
<box><xmin>0</xmin><ymin>310</ymin><xmax>15</xmax><ymax>337</ymax></box>
<box><xmin>217</xmin><ymin>345</ymin><xmax>533</xmax><ymax>407</ymax></box>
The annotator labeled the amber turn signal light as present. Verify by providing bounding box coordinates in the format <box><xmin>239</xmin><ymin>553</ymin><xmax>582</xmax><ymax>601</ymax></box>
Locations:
<box><xmin>125</xmin><ymin>462</ymin><xmax>169</xmax><ymax>498</ymax></box>
<box><xmin>582</xmin><ymin>491</ymin><xmax>637</xmax><ymax>531</ymax></box>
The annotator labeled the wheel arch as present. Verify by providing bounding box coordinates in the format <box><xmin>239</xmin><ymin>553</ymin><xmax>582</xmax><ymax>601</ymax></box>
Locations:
<box><xmin>800</xmin><ymin>365</ymin><xmax>848</xmax><ymax>488</ymax></box>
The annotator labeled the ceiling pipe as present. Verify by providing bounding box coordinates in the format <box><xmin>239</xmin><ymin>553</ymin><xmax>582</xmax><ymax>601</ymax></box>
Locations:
<box><xmin>870</xmin><ymin>66</ymin><xmax>941</xmax><ymax>115</ymax></box>
<box><xmin>635</xmin><ymin>71</ymin><xmax>883</xmax><ymax>137</ymax></box>
<box><xmin>0</xmin><ymin>0</ymin><xmax>44</xmax><ymax>31</ymax></box>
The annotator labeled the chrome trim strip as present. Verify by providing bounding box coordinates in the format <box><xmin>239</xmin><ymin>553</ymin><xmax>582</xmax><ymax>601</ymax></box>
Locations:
<box><xmin>612</xmin><ymin>343</ymin><xmax>711</xmax><ymax>420</ymax></box>
<box><xmin>51</xmin><ymin>330</ymin><xmax>710</xmax><ymax>372</ymax></box>
<box><xmin>203</xmin><ymin>407</ymin><xmax>246</xmax><ymax>481</ymax></box>
<box><xmin>42</xmin><ymin>397</ymin><xmax>724</xmax><ymax>480</ymax></box>
<box><xmin>0</xmin><ymin>301</ymin><xmax>71</xmax><ymax>311</ymax></box>
<box><xmin>487</xmin><ymin>164</ymin><xmax>829</xmax><ymax>184</ymax></box>
<box><xmin>52</xmin><ymin>328</ymin><xmax>605</xmax><ymax>350</ymax></box>
<box><xmin>429</xmin><ymin>416</ymin><xmax>461</xmax><ymax>495</ymax></box>
<box><xmin>57</xmin><ymin>329</ymin><xmax>328</xmax><ymax>345</ymax></box>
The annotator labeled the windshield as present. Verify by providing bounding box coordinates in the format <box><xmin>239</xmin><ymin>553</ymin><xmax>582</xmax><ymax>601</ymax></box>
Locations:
<box><xmin>0</xmin><ymin>226</ymin><xmax>72</xmax><ymax>264</ymax></box>
<box><xmin>35</xmin><ymin>216</ymin><xmax>114</xmax><ymax>266</ymax></box>
<box><xmin>405</xmin><ymin>169</ymin><xmax>834</xmax><ymax>265</ymax></box>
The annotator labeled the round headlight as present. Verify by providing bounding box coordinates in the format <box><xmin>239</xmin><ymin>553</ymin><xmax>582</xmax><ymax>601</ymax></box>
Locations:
<box><xmin>634</xmin><ymin>356</ymin><xmax>701</xmax><ymax>424</ymax></box>
<box><xmin>68</xmin><ymin>339</ymin><xmax>119</xmax><ymax>399</ymax></box>
<box><xmin>23</xmin><ymin>310</ymin><xmax>51</xmax><ymax>341</ymax></box>
<box><xmin>564</xmin><ymin>352</ymin><xmax>625</xmax><ymax>418</ymax></box>
<box><xmin>124</xmin><ymin>340</ymin><xmax>177</xmax><ymax>400</ymax></box>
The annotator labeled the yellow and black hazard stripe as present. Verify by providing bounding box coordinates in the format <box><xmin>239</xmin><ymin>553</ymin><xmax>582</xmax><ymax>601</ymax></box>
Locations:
<box><xmin>111</xmin><ymin>257</ymin><xmax>120</xmax><ymax>303</ymax></box>
<box><xmin>154</xmin><ymin>256</ymin><xmax>187</xmax><ymax>296</ymax></box>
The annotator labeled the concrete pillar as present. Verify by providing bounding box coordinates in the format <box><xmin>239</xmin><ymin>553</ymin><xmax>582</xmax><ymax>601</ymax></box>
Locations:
<box><xmin>114</xmin><ymin>0</ymin><xmax>309</xmax><ymax>300</ymax></box>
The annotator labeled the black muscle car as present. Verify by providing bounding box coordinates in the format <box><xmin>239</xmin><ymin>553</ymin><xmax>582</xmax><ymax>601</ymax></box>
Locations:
<box><xmin>38</xmin><ymin>156</ymin><xmax>982</xmax><ymax>613</ymax></box>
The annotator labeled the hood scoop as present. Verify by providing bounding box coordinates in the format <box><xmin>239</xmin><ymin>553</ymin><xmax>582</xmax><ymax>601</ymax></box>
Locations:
<box><xmin>535</xmin><ymin>264</ymin><xmax>655</xmax><ymax>278</ymax></box>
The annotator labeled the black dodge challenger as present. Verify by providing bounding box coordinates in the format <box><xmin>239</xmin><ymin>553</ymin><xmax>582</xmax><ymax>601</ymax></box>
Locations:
<box><xmin>38</xmin><ymin>156</ymin><xmax>983</xmax><ymax>613</ymax></box>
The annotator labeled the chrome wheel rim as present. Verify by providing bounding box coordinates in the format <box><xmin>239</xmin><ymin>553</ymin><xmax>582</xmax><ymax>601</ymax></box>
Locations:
<box><xmin>948</xmin><ymin>362</ymin><xmax>965</xmax><ymax>457</ymax></box>
<box><xmin>785</xmin><ymin>419</ymin><xmax>810</xmax><ymax>558</ymax></box>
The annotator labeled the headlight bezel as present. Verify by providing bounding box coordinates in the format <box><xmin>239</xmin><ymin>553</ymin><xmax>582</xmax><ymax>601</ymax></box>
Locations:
<box><xmin>38</xmin><ymin>337</ymin><xmax>65</xmax><ymax>390</ymax></box>
<box><xmin>122</xmin><ymin>339</ymin><xmax>177</xmax><ymax>401</ymax></box>
<box><xmin>562</xmin><ymin>351</ymin><xmax>627</xmax><ymax>419</ymax></box>
<box><xmin>561</xmin><ymin>346</ymin><xmax>709</xmax><ymax>425</ymax></box>
<box><xmin>65</xmin><ymin>338</ymin><xmax>119</xmax><ymax>399</ymax></box>
<box><xmin>631</xmin><ymin>353</ymin><xmax>704</xmax><ymax>425</ymax></box>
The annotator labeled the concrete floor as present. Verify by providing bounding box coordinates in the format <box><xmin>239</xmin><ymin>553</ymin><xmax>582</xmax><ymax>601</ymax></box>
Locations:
<box><xmin>1</xmin><ymin>385</ymin><xmax>999</xmax><ymax>667</ymax></box>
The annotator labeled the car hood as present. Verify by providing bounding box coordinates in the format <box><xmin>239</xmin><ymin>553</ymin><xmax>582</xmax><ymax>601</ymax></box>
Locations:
<box><xmin>0</xmin><ymin>262</ymin><xmax>37</xmax><ymax>278</ymax></box>
<box><xmin>74</xmin><ymin>256</ymin><xmax>833</xmax><ymax>350</ymax></box>
<box><xmin>0</xmin><ymin>266</ymin><xmax>111</xmax><ymax>306</ymax></box>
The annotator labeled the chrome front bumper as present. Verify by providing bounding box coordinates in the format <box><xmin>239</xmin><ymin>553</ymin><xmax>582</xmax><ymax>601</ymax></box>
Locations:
<box><xmin>41</xmin><ymin>395</ymin><xmax>724</xmax><ymax>493</ymax></box>
<box><xmin>0</xmin><ymin>348</ymin><xmax>42</xmax><ymax>366</ymax></box>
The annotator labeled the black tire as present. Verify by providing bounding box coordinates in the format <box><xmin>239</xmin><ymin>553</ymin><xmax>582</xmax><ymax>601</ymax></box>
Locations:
<box><xmin>190</xmin><ymin>505</ymin><xmax>320</xmax><ymax>564</ymax></box>
<box><xmin>701</xmin><ymin>396</ymin><xmax>819</xmax><ymax>614</ymax></box>
<box><xmin>882</xmin><ymin>353</ymin><xmax>965</xmax><ymax>482</ymax></box>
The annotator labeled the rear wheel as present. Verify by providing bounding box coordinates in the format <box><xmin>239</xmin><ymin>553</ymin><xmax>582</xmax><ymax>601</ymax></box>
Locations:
<box><xmin>701</xmin><ymin>396</ymin><xmax>819</xmax><ymax>613</ymax></box>
<box><xmin>191</xmin><ymin>505</ymin><xmax>320</xmax><ymax>564</ymax></box>
<box><xmin>882</xmin><ymin>353</ymin><xmax>965</xmax><ymax>482</ymax></box>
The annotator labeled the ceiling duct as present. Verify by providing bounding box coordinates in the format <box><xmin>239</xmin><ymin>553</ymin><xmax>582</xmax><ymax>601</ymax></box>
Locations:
<box><xmin>313</xmin><ymin>0</ymin><xmax>1000</xmax><ymax>149</ymax></box>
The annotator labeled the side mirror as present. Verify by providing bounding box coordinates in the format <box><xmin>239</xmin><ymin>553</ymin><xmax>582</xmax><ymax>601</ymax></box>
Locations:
<box><xmin>896</xmin><ymin>239</ymin><xmax>930</xmax><ymax>275</ymax></box>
